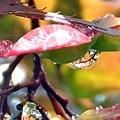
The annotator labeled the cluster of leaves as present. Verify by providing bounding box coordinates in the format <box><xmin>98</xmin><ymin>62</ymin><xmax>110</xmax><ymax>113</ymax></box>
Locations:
<box><xmin>1</xmin><ymin>1</ymin><xmax>120</xmax><ymax>63</ymax></box>
<box><xmin>0</xmin><ymin>0</ymin><xmax>120</xmax><ymax>120</ymax></box>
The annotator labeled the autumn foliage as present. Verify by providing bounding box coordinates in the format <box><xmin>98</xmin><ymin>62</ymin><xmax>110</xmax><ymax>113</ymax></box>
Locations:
<box><xmin>0</xmin><ymin>0</ymin><xmax>120</xmax><ymax>120</ymax></box>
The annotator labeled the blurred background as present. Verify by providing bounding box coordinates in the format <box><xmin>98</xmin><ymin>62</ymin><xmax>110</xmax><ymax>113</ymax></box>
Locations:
<box><xmin>0</xmin><ymin>0</ymin><xmax>120</xmax><ymax>119</ymax></box>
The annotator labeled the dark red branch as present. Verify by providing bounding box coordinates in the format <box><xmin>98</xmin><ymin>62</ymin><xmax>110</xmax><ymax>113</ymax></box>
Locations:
<box><xmin>0</xmin><ymin>80</ymin><xmax>35</xmax><ymax>96</ymax></box>
<box><xmin>41</xmin><ymin>75</ymin><xmax>73</xmax><ymax>117</ymax></box>
<box><xmin>0</xmin><ymin>54</ymin><xmax>25</xmax><ymax>119</ymax></box>
<box><xmin>33</xmin><ymin>54</ymin><xmax>74</xmax><ymax>118</ymax></box>
<box><xmin>27</xmin><ymin>54</ymin><xmax>41</xmax><ymax>100</ymax></box>
<box><xmin>1</xmin><ymin>54</ymin><xmax>25</xmax><ymax>89</ymax></box>
<box><xmin>27</xmin><ymin>0</ymin><xmax>39</xmax><ymax>29</ymax></box>
<box><xmin>48</xmin><ymin>93</ymin><xmax>71</xmax><ymax>120</ymax></box>
<box><xmin>0</xmin><ymin>0</ymin><xmax>119</xmax><ymax>36</ymax></box>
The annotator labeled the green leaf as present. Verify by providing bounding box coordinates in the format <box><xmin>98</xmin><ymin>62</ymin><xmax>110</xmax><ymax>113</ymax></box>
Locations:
<box><xmin>92</xmin><ymin>34</ymin><xmax>120</xmax><ymax>51</ymax></box>
<box><xmin>91</xmin><ymin>14</ymin><xmax>120</xmax><ymax>51</ymax></box>
<box><xmin>41</xmin><ymin>42</ymin><xmax>95</xmax><ymax>64</ymax></box>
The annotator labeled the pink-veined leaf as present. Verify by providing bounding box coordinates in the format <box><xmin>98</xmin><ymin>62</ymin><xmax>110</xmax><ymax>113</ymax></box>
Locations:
<box><xmin>0</xmin><ymin>25</ymin><xmax>92</xmax><ymax>63</ymax></box>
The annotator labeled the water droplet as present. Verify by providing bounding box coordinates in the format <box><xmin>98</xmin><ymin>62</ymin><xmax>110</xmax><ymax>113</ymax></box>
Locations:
<box><xmin>0</xmin><ymin>40</ymin><xmax>13</xmax><ymax>57</ymax></box>
<box><xmin>22</xmin><ymin>102</ymin><xmax>42</xmax><ymax>120</ymax></box>
<box><xmin>4</xmin><ymin>113</ymin><xmax>12</xmax><ymax>120</ymax></box>
<box><xmin>68</xmin><ymin>49</ymin><xmax>101</xmax><ymax>69</ymax></box>
<box><xmin>112</xmin><ymin>105</ymin><xmax>115</xmax><ymax>109</ymax></box>
<box><xmin>104</xmin><ymin>13</ymin><xmax>115</xmax><ymax>18</ymax></box>
<box><xmin>96</xmin><ymin>105</ymin><xmax>103</xmax><ymax>112</ymax></box>
<box><xmin>71</xmin><ymin>114</ymin><xmax>79</xmax><ymax>120</ymax></box>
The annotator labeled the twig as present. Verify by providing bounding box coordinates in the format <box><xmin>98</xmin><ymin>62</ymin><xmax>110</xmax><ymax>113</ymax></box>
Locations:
<box><xmin>27</xmin><ymin>0</ymin><xmax>39</xmax><ymax>29</ymax></box>
<box><xmin>27</xmin><ymin>54</ymin><xmax>41</xmax><ymax>100</ymax></box>
<box><xmin>48</xmin><ymin>93</ymin><xmax>71</xmax><ymax>120</ymax></box>
<box><xmin>0</xmin><ymin>54</ymin><xmax>25</xmax><ymax>119</ymax></box>
<box><xmin>41</xmin><ymin>75</ymin><xmax>73</xmax><ymax>117</ymax></box>
<box><xmin>1</xmin><ymin>54</ymin><xmax>25</xmax><ymax>89</ymax></box>
<box><xmin>26</xmin><ymin>0</ymin><xmax>40</xmax><ymax>100</ymax></box>
<box><xmin>0</xmin><ymin>0</ymin><xmax>119</xmax><ymax>36</ymax></box>
<box><xmin>35</xmin><ymin>55</ymin><xmax>74</xmax><ymax>118</ymax></box>
<box><xmin>15</xmin><ymin>11</ymin><xmax>120</xmax><ymax>36</ymax></box>
<box><xmin>0</xmin><ymin>80</ymin><xmax>35</xmax><ymax>96</ymax></box>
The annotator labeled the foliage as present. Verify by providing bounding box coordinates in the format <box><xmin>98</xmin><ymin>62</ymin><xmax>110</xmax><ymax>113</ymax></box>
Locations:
<box><xmin>0</xmin><ymin>0</ymin><xmax>120</xmax><ymax>120</ymax></box>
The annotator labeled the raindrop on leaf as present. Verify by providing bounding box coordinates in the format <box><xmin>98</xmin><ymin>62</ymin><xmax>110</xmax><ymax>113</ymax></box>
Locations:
<box><xmin>0</xmin><ymin>40</ymin><xmax>13</xmax><ymax>57</ymax></box>
<box><xmin>68</xmin><ymin>49</ymin><xmax>101</xmax><ymax>69</ymax></box>
<box><xmin>22</xmin><ymin>102</ymin><xmax>42</xmax><ymax>120</ymax></box>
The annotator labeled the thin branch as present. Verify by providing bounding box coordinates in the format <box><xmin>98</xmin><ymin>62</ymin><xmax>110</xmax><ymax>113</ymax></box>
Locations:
<box><xmin>48</xmin><ymin>93</ymin><xmax>71</xmax><ymax>120</ymax></box>
<box><xmin>1</xmin><ymin>54</ymin><xmax>25</xmax><ymax>89</ymax></box>
<box><xmin>0</xmin><ymin>0</ymin><xmax>119</xmax><ymax>36</ymax></box>
<box><xmin>41</xmin><ymin>75</ymin><xmax>73</xmax><ymax>117</ymax></box>
<box><xmin>0</xmin><ymin>54</ymin><xmax>25</xmax><ymax>119</ymax></box>
<box><xmin>27</xmin><ymin>0</ymin><xmax>39</xmax><ymax>29</ymax></box>
<box><xmin>27</xmin><ymin>54</ymin><xmax>41</xmax><ymax>100</ymax></box>
<box><xmin>14</xmin><ymin>11</ymin><xmax>120</xmax><ymax>36</ymax></box>
<box><xmin>0</xmin><ymin>80</ymin><xmax>35</xmax><ymax>96</ymax></box>
<box><xmin>33</xmin><ymin>53</ymin><xmax>41</xmax><ymax>79</ymax></box>
<box><xmin>26</xmin><ymin>0</ymin><xmax>40</xmax><ymax>101</ymax></box>
<box><xmin>35</xmin><ymin>55</ymin><xmax>74</xmax><ymax>118</ymax></box>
